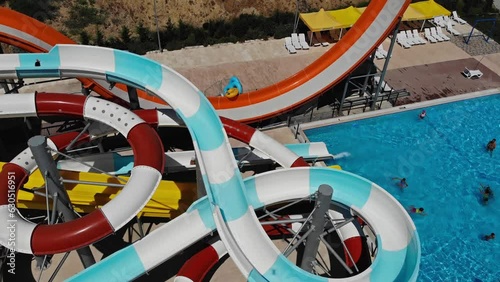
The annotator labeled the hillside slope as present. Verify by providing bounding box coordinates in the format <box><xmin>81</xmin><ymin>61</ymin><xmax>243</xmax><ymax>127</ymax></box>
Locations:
<box><xmin>4</xmin><ymin>0</ymin><xmax>361</xmax><ymax>39</ymax></box>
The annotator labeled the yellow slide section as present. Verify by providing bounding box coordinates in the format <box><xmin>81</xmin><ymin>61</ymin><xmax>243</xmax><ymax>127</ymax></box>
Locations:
<box><xmin>0</xmin><ymin>162</ymin><xmax>196</xmax><ymax>219</ymax></box>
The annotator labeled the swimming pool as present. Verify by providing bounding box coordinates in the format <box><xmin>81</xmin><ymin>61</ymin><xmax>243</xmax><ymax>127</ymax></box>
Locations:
<box><xmin>304</xmin><ymin>94</ymin><xmax>500</xmax><ymax>282</ymax></box>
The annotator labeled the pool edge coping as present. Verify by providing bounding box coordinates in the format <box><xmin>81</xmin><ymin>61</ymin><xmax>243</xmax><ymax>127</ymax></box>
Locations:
<box><xmin>300</xmin><ymin>88</ymin><xmax>500</xmax><ymax>131</ymax></box>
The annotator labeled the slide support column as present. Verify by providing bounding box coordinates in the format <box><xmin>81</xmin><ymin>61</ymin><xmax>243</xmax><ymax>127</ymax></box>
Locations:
<box><xmin>371</xmin><ymin>19</ymin><xmax>400</xmax><ymax>110</ymax></box>
<box><xmin>300</xmin><ymin>184</ymin><xmax>333</xmax><ymax>273</ymax></box>
<box><xmin>28</xmin><ymin>136</ymin><xmax>96</xmax><ymax>268</ymax></box>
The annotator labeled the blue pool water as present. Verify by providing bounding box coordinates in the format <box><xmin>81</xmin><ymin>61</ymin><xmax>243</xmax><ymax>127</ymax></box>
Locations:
<box><xmin>305</xmin><ymin>95</ymin><xmax>500</xmax><ymax>282</ymax></box>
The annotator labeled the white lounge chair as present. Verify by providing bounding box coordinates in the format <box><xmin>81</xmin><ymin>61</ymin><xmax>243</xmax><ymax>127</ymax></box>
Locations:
<box><xmin>291</xmin><ymin>33</ymin><xmax>302</xmax><ymax>50</ymax></box>
<box><xmin>405</xmin><ymin>30</ymin><xmax>418</xmax><ymax>45</ymax></box>
<box><xmin>452</xmin><ymin>11</ymin><xmax>467</xmax><ymax>24</ymax></box>
<box><xmin>437</xmin><ymin>27</ymin><xmax>451</xmax><ymax>41</ymax></box>
<box><xmin>374</xmin><ymin>44</ymin><xmax>387</xmax><ymax>60</ymax></box>
<box><xmin>374</xmin><ymin>50</ymin><xmax>384</xmax><ymax>59</ymax></box>
<box><xmin>399</xmin><ymin>31</ymin><xmax>413</xmax><ymax>45</ymax></box>
<box><xmin>446</xmin><ymin>21</ymin><xmax>460</xmax><ymax>36</ymax></box>
<box><xmin>412</xmin><ymin>29</ymin><xmax>426</xmax><ymax>44</ymax></box>
<box><xmin>378</xmin><ymin>44</ymin><xmax>388</xmax><ymax>57</ymax></box>
<box><xmin>443</xmin><ymin>16</ymin><xmax>454</xmax><ymax>26</ymax></box>
<box><xmin>424</xmin><ymin>28</ymin><xmax>437</xmax><ymax>43</ymax></box>
<box><xmin>314</xmin><ymin>32</ymin><xmax>329</xmax><ymax>47</ymax></box>
<box><xmin>396</xmin><ymin>33</ymin><xmax>411</xmax><ymax>48</ymax></box>
<box><xmin>433</xmin><ymin>16</ymin><xmax>446</xmax><ymax>28</ymax></box>
<box><xmin>462</xmin><ymin>67</ymin><xmax>483</xmax><ymax>79</ymax></box>
<box><xmin>430</xmin><ymin>27</ymin><xmax>445</xmax><ymax>42</ymax></box>
<box><xmin>284</xmin><ymin>37</ymin><xmax>297</xmax><ymax>54</ymax></box>
<box><xmin>298</xmin><ymin>33</ymin><xmax>310</xmax><ymax>50</ymax></box>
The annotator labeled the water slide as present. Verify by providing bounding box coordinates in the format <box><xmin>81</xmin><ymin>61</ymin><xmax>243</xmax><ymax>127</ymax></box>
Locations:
<box><xmin>0</xmin><ymin>93</ymin><xmax>165</xmax><ymax>254</ymax></box>
<box><xmin>55</xmin><ymin>142</ymin><xmax>332</xmax><ymax>174</ymax></box>
<box><xmin>0</xmin><ymin>0</ymin><xmax>410</xmax><ymax>123</ymax></box>
<box><xmin>0</xmin><ymin>45</ymin><xmax>419</xmax><ymax>281</ymax></box>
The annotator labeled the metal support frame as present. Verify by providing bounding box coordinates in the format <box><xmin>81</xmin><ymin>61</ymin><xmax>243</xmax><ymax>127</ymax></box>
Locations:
<box><xmin>293</xmin><ymin>0</ymin><xmax>300</xmax><ymax>33</ymax></box>
<box><xmin>371</xmin><ymin>19</ymin><xmax>400</xmax><ymax>110</ymax></box>
<box><xmin>420</xmin><ymin>19</ymin><xmax>426</xmax><ymax>32</ymax></box>
<box><xmin>362</xmin><ymin>53</ymin><xmax>375</xmax><ymax>96</ymax></box>
<box><xmin>300</xmin><ymin>184</ymin><xmax>333</xmax><ymax>273</ymax></box>
<box><xmin>464</xmin><ymin>18</ymin><xmax>497</xmax><ymax>44</ymax></box>
<box><xmin>127</xmin><ymin>86</ymin><xmax>140</xmax><ymax>110</ymax></box>
<box><xmin>338</xmin><ymin>73</ymin><xmax>352</xmax><ymax>116</ymax></box>
<box><xmin>28</xmin><ymin>136</ymin><xmax>96</xmax><ymax>268</ymax></box>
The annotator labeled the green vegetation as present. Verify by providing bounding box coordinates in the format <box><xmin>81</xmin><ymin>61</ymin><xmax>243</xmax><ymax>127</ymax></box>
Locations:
<box><xmin>8</xmin><ymin>0</ymin><xmax>60</xmax><ymax>21</ymax></box>
<box><xmin>64</xmin><ymin>0</ymin><xmax>106</xmax><ymax>34</ymax></box>
<box><xmin>80</xmin><ymin>10</ymin><xmax>298</xmax><ymax>55</ymax></box>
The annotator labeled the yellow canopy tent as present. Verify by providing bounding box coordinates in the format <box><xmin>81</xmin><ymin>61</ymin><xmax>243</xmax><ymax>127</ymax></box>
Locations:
<box><xmin>298</xmin><ymin>1</ymin><xmax>452</xmax><ymax>44</ymax></box>
<box><xmin>325</xmin><ymin>6</ymin><xmax>363</xmax><ymax>39</ymax></box>
<box><xmin>299</xmin><ymin>8</ymin><xmax>340</xmax><ymax>45</ymax></box>
<box><xmin>299</xmin><ymin>8</ymin><xmax>339</xmax><ymax>32</ymax></box>
<box><xmin>404</xmin><ymin>0</ymin><xmax>451</xmax><ymax>31</ymax></box>
<box><xmin>327</xmin><ymin>6</ymin><xmax>363</xmax><ymax>29</ymax></box>
<box><xmin>402</xmin><ymin>5</ymin><xmax>428</xmax><ymax>21</ymax></box>
<box><xmin>411</xmin><ymin>0</ymin><xmax>451</xmax><ymax>18</ymax></box>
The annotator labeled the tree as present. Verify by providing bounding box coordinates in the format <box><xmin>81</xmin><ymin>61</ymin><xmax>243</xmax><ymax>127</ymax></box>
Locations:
<box><xmin>79</xmin><ymin>30</ymin><xmax>90</xmax><ymax>45</ymax></box>
<box><xmin>64</xmin><ymin>0</ymin><xmax>105</xmax><ymax>34</ymax></box>
<box><xmin>95</xmin><ymin>27</ymin><xmax>104</xmax><ymax>46</ymax></box>
<box><xmin>136</xmin><ymin>22</ymin><xmax>150</xmax><ymax>43</ymax></box>
<box><xmin>9</xmin><ymin>0</ymin><xmax>59</xmax><ymax>21</ymax></box>
<box><xmin>120</xmin><ymin>26</ymin><xmax>131</xmax><ymax>44</ymax></box>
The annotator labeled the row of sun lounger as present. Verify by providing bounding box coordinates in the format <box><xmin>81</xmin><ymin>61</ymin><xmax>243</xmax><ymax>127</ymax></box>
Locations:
<box><xmin>433</xmin><ymin>11</ymin><xmax>466</xmax><ymax>28</ymax></box>
<box><xmin>396</xmin><ymin>29</ymin><xmax>428</xmax><ymax>48</ymax></box>
<box><xmin>284</xmin><ymin>33</ymin><xmax>310</xmax><ymax>54</ymax></box>
<box><xmin>396</xmin><ymin>26</ymin><xmax>457</xmax><ymax>49</ymax></box>
<box><xmin>433</xmin><ymin>13</ymin><xmax>462</xmax><ymax>36</ymax></box>
<box><xmin>285</xmin><ymin>32</ymin><xmax>331</xmax><ymax>54</ymax></box>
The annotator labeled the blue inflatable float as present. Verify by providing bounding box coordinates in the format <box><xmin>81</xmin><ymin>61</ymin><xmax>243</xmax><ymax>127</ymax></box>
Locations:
<box><xmin>223</xmin><ymin>76</ymin><xmax>243</xmax><ymax>99</ymax></box>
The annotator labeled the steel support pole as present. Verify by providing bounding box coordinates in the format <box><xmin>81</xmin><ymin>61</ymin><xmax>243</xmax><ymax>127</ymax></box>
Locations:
<box><xmin>127</xmin><ymin>86</ymin><xmax>140</xmax><ymax>110</ymax></box>
<box><xmin>28</xmin><ymin>136</ymin><xmax>96</xmax><ymax>268</ymax></box>
<box><xmin>371</xmin><ymin>20</ymin><xmax>400</xmax><ymax>110</ymax></box>
<box><xmin>361</xmin><ymin>54</ymin><xmax>375</xmax><ymax>97</ymax></box>
<box><xmin>153</xmin><ymin>0</ymin><xmax>162</xmax><ymax>53</ymax></box>
<box><xmin>338</xmin><ymin>73</ymin><xmax>352</xmax><ymax>116</ymax></box>
<box><xmin>300</xmin><ymin>184</ymin><xmax>333</xmax><ymax>273</ymax></box>
<box><xmin>195</xmin><ymin>157</ymin><xmax>206</xmax><ymax>198</ymax></box>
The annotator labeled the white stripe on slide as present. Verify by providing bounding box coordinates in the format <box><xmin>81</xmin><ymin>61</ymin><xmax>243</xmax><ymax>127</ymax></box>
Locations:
<box><xmin>84</xmin><ymin>97</ymin><xmax>143</xmax><ymax>137</ymax></box>
<box><xmin>58</xmin><ymin>46</ymin><xmax>115</xmax><ymax>72</ymax></box>
<box><xmin>134</xmin><ymin>210</ymin><xmax>212</xmax><ymax>270</ymax></box>
<box><xmin>0</xmin><ymin>93</ymin><xmax>36</xmax><ymax>118</ymax></box>
<box><xmin>0</xmin><ymin>206</ymin><xmax>36</xmax><ymax>253</ymax></box>
<box><xmin>200</xmin><ymin>144</ymin><xmax>238</xmax><ymax>185</ymax></box>
<box><xmin>100</xmin><ymin>166</ymin><xmax>161</xmax><ymax>230</ymax></box>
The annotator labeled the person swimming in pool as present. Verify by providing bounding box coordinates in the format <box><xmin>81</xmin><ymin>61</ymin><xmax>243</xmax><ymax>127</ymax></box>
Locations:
<box><xmin>487</xmin><ymin>138</ymin><xmax>496</xmax><ymax>156</ymax></box>
<box><xmin>480</xmin><ymin>184</ymin><xmax>493</xmax><ymax>204</ymax></box>
<box><xmin>483</xmin><ymin>233</ymin><xmax>495</xmax><ymax>241</ymax></box>
<box><xmin>408</xmin><ymin>206</ymin><xmax>427</xmax><ymax>216</ymax></box>
<box><xmin>392</xmin><ymin>177</ymin><xmax>408</xmax><ymax>189</ymax></box>
<box><xmin>419</xmin><ymin>110</ymin><xmax>426</xmax><ymax>119</ymax></box>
